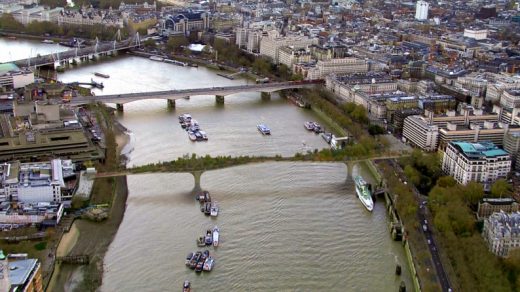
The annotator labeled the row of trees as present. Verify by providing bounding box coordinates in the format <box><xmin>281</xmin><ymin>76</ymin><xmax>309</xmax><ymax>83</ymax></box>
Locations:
<box><xmin>0</xmin><ymin>14</ymin><xmax>128</xmax><ymax>41</ymax></box>
<box><xmin>428</xmin><ymin>177</ymin><xmax>520</xmax><ymax>291</ymax></box>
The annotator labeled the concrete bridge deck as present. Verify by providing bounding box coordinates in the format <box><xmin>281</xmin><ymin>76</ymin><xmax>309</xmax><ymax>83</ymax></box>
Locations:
<box><xmin>70</xmin><ymin>80</ymin><xmax>324</xmax><ymax>105</ymax></box>
<box><xmin>9</xmin><ymin>39</ymin><xmax>138</xmax><ymax>68</ymax></box>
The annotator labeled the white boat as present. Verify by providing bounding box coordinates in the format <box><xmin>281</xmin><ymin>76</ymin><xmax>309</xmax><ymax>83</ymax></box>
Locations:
<box><xmin>210</xmin><ymin>201</ymin><xmax>218</xmax><ymax>216</ymax></box>
<box><xmin>41</xmin><ymin>39</ymin><xmax>54</xmax><ymax>44</ymax></box>
<box><xmin>354</xmin><ymin>175</ymin><xmax>374</xmax><ymax>212</ymax></box>
<box><xmin>149</xmin><ymin>56</ymin><xmax>164</xmax><ymax>62</ymax></box>
<box><xmin>199</xmin><ymin>130</ymin><xmax>208</xmax><ymax>141</ymax></box>
<box><xmin>203</xmin><ymin>256</ymin><xmax>214</xmax><ymax>271</ymax></box>
<box><xmin>257</xmin><ymin>124</ymin><xmax>271</xmax><ymax>135</ymax></box>
<box><xmin>212</xmin><ymin>226</ymin><xmax>219</xmax><ymax>247</ymax></box>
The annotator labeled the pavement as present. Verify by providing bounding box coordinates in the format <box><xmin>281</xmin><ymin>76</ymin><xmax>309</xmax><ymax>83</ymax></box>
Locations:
<box><xmin>389</xmin><ymin>159</ymin><xmax>452</xmax><ymax>292</ymax></box>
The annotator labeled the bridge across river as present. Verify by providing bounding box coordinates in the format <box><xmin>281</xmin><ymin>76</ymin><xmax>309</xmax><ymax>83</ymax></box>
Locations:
<box><xmin>9</xmin><ymin>38</ymin><xmax>139</xmax><ymax>68</ymax></box>
<box><xmin>69</xmin><ymin>80</ymin><xmax>324</xmax><ymax>109</ymax></box>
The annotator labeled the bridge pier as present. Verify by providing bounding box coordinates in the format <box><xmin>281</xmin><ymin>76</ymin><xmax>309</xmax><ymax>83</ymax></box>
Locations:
<box><xmin>167</xmin><ymin>99</ymin><xmax>175</xmax><ymax>109</ymax></box>
<box><xmin>216</xmin><ymin>95</ymin><xmax>225</xmax><ymax>104</ymax></box>
<box><xmin>346</xmin><ymin>161</ymin><xmax>355</xmax><ymax>181</ymax></box>
<box><xmin>261</xmin><ymin>92</ymin><xmax>271</xmax><ymax>100</ymax></box>
<box><xmin>191</xmin><ymin>170</ymin><xmax>203</xmax><ymax>193</ymax></box>
<box><xmin>116</xmin><ymin>103</ymin><xmax>124</xmax><ymax>112</ymax></box>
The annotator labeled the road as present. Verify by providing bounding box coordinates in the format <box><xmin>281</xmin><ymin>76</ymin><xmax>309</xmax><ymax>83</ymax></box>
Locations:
<box><xmin>389</xmin><ymin>159</ymin><xmax>452</xmax><ymax>292</ymax></box>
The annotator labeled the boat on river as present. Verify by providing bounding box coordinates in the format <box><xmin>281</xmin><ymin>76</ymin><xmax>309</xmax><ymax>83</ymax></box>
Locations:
<box><xmin>197</xmin><ymin>236</ymin><xmax>206</xmax><ymax>247</ymax></box>
<box><xmin>203</xmin><ymin>256</ymin><xmax>214</xmax><ymax>271</ymax></box>
<box><xmin>304</xmin><ymin>121</ymin><xmax>315</xmax><ymax>131</ymax></box>
<box><xmin>183</xmin><ymin>280</ymin><xmax>191</xmax><ymax>292</ymax></box>
<box><xmin>179</xmin><ymin>113</ymin><xmax>192</xmax><ymax>123</ymax></box>
<box><xmin>195</xmin><ymin>250</ymin><xmax>209</xmax><ymax>272</ymax></box>
<box><xmin>354</xmin><ymin>175</ymin><xmax>374</xmax><ymax>212</ymax></box>
<box><xmin>149</xmin><ymin>55</ymin><xmax>164</xmax><ymax>62</ymax></box>
<box><xmin>188</xmin><ymin>131</ymin><xmax>197</xmax><ymax>141</ymax></box>
<box><xmin>210</xmin><ymin>201</ymin><xmax>218</xmax><ymax>217</ymax></box>
<box><xmin>188</xmin><ymin>251</ymin><xmax>202</xmax><ymax>269</ymax></box>
<box><xmin>204</xmin><ymin>230</ymin><xmax>213</xmax><ymax>245</ymax></box>
<box><xmin>199</xmin><ymin>130</ymin><xmax>208</xmax><ymax>141</ymax></box>
<box><xmin>257</xmin><ymin>124</ymin><xmax>271</xmax><ymax>135</ymax></box>
<box><xmin>41</xmin><ymin>39</ymin><xmax>54</xmax><ymax>44</ymax></box>
<box><xmin>185</xmin><ymin>252</ymin><xmax>194</xmax><ymax>265</ymax></box>
<box><xmin>94</xmin><ymin>72</ymin><xmax>110</xmax><ymax>78</ymax></box>
<box><xmin>212</xmin><ymin>226</ymin><xmax>219</xmax><ymax>247</ymax></box>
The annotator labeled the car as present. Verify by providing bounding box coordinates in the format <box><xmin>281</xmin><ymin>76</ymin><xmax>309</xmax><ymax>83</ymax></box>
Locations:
<box><xmin>427</xmin><ymin>239</ymin><xmax>431</xmax><ymax>244</ymax></box>
<box><xmin>424</xmin><ymin>219</ymin><xmax>428</xmax><ymax>224</ymax></box>
<box><xmin>422</xmin><ymin>225</ymin><xmax>428</xmax><ymax>232</ymax></box>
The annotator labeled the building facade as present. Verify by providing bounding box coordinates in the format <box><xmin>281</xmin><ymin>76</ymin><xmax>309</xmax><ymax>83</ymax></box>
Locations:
<box><xmin>441</xmin><ymin>141</ymin><xmax>511</xmax><ymax>185</ymax></box>
<box><xmin>415</xmin><ymin>0</ymin><xmax>429</xmax><ymax>21</ymax></box>
<box><xmin>478</xmin><ymin>198</ymin><xmax>520</xmax><ymax>219</ymax></box>
<box><xmin>483</xmin><ymin>212</ymin><xmax>520</xmax><ymax>257</ymax></box>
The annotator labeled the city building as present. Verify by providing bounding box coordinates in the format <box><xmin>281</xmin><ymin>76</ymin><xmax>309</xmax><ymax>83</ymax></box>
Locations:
<box><xmin>0</xmin><ymin>251</ymin><xmax>43</xmax><ymax>292</ymax></box>
<box><xmin>0</xmin><ymin>64</ymin><xmax>34</xmax><ymax>90</ymax></box>
<box><xmin>483</xmin><ymin>211</ymin><xmax>520</xmax><ymax>257</ymax></box>
<box><xmin>0</xmin><ymin>201</ymin><xmax>64</xmax><ymax>225</ymax></box>
<box><xmin>0</xmin><ymin>104</ymin><xmax>104</xmax><ymax>162</ymax></box>
<box><xmin>402</xmin><ymin>114</ymin><xmax>439</xmax><ymax>151</ymax></box>
<box><xmin>463</xmin><ymin>28</ymin><xmax>488</xmax><ymax>40</ymax></box>
<box><xmin>0</xmin><ymin>159</ymin><xmax>74</xmax><ymax>203</ymax></box>
<box><xmin>162</xmin><ymin>10</ymin><xmax>209</xmax><ymax>36</ymax></box>
<box><xmin>415</xmin><ymin>0</ymin><xmax>429</xmax><ymax>21</ymax></box>
<box><xmin>278</xmin><ymin>46</ymin><xmax>312</xmax><ymax>69</ymax></box>
<box><xmin>504</xmin><ymin>131</ymin><xmax>520</xmax><ymax>170</ymax></box>
<box><xmin>441</xmin><ymin>141</ymin><xmax>511</xmax><ymax>185</ymax></box>
<box><xmin>478</xmin><ymin>198</ymin><xmax>520</xmax><ymax>220</ymax></box>
<box><xmin>259</xmin><ymin>34</ymin><xmax>318</xmax><ymax>64</ymax></box>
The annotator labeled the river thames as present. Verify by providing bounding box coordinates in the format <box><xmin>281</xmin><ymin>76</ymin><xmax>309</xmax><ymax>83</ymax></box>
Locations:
<box><xmin>1</xmin><ymin>39</ymin><xmax>412</xmax><ymax>291</ymax></box>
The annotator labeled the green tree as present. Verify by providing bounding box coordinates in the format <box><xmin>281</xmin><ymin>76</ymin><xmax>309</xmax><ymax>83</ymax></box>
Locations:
<box><xmin>490</xmin><ymin>179</ymin><xmax>512</xmax><ymax>198</ymax></box>
<box><xmin>166</xmin><ymin>36</ymin><xmax>188</xmax><ymax>53</ymax></box>
<box><xmin>461</xmin><ymin>181</ymin><xmax>484</xmax><ymax>205</ymax></box>
<box><xmin>143</xmin><ymin>38</ymin><xmax>156</xmax><ymax>48</ymax></box>
<box><xmin>437</xmin><ymin>176</ymin><xmax>457</xmax><ymax>188</ymax></box>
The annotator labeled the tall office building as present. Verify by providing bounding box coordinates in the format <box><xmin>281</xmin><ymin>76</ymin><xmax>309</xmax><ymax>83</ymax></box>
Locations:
<box><xmin>415</xmin><ymin>0</ymin><xmax>429</xmax><ymax>21</ymax></box>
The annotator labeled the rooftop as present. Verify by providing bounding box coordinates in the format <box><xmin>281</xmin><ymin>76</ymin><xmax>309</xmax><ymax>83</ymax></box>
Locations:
<box><xmin>9</xmin><ymin>258</ymin><xmax>38</xmax><ymax>287</ymax></box>
<box><xmin>451</xmin><ymin>141</ymin><xmax>509</xmax><ymax>159</ymax></box>
<box><xmin>0</xmin><ymin>63</ymin><xmax>20</xmax><ymax>75</ymax></box>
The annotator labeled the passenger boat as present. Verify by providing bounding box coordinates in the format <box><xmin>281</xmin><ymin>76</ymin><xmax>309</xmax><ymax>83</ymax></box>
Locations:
<box><xmin>257</xmin><ymin>124</ymin><xmax>271</xmax><ymax>135</ymax></box>
<box><xmin>304</xmin><ymin>121</ymin><xmax>315</xmax><ymax>131</ymax></box>
<box><xmin>210</xmin><ymin>201</ymin><xmax>218</xmax><ymax>217</ymax></box>
<box><xmin>203</xmin><ymin>256</ymin><xmax>214</xmax><ymax>271</ymax></box>
<box><xmin>212</xmin><ymin>226</ymin><xmax>220</xmax><ymax>247</ymax></box>
<box><xmin>183</xmin><ymin>280</ymin><xmax>191</xmax><ymax>292</ymax></box>
<box><xmin>41</xmin><ymin>39</ymin><xmax>54</xmax><ymax>44</ymax></box>
<box><xmin>204</xmin><ymin>230</ymin><xmax>213</xmax><ymax>245</ymax></box>
<box><xmin>94</xmin><ymin>72</ymin><xmax>110</xmax><ymax>78</ymax></box>
<box><xmin>354</xmin><ymin>175</ymin><xmax>374</xmax><ymax>212</ymax></box>
<box><xmin>149</xmin><ymin>55</ymin><xmax>164</xmax><ymax>62</ymax></box>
